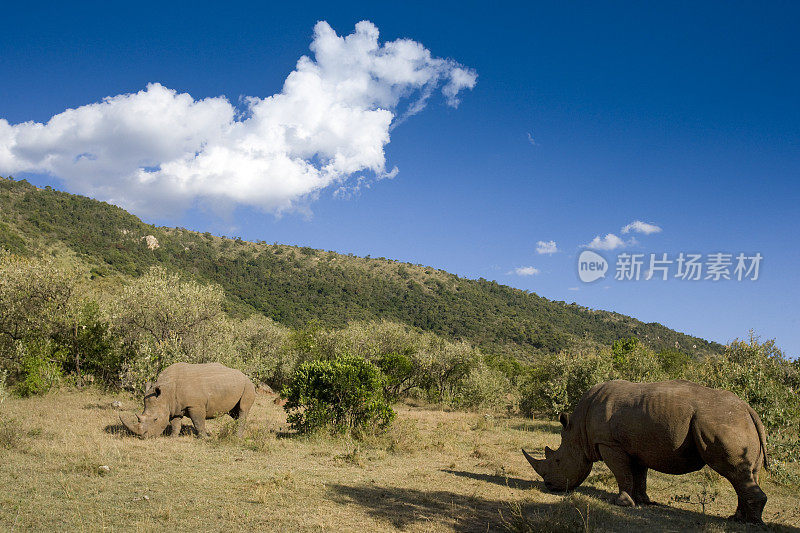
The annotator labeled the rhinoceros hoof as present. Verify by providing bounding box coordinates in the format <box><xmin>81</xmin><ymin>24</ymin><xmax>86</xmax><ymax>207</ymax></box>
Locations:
<box><xmin>612</xmin><ymin>492</ymin><xmax>636</xmax><ymax>507</ymax></box>
<box><xmin>728</xmin><ymin>512</ymin><xmax>764</xmax><ymax>525</ymax></box>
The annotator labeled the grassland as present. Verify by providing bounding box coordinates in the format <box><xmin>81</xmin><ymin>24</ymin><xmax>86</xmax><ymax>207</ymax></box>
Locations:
<box><xmin>1</xmin><ymin>389</ymin><xmax>798</xmax><ymax>532</ymax></box>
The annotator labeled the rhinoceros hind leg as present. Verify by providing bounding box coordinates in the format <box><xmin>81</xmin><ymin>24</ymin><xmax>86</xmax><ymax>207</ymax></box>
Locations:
<box><xmin>726</xmin><ymin>473</ymin><xmax>766</xmax><ymax>524</ymax></box>
<box><xmin>234</xmin><ymin>384</ymin><xmax>256</xmax><ymax>437</ymax></box>
<box><xmin>598</xmin><ymin>444</ymin><xmax>638</xmax><ymax>507</ymax></box>
<box><xmin>228</xmin><ymin>400</ymin><xmax>249</xmax><ymax>437</ymax></box>
<box><xmin>631</xmin><ymin>464</ymin><xmax>653</xmax><ymax>505</ymax></box>
<box><xmin>188</xmin><ymin>407</ymin><xmax>209</xmax><ymax>438</ymax></box>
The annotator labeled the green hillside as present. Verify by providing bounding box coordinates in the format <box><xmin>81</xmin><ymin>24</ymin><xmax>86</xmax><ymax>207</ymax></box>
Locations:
<box><xmin>0</xmin><ymin>176</ymin><xmax>721</xmax><ymax>359</ymax></box>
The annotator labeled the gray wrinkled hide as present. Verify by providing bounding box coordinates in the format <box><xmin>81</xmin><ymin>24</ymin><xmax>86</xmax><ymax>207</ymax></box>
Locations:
<box><xmin>523</xmin><ymin>379</ymin><xmax>769</xmax><ymax>523</ymax></box>
<box><xmin>121</xmin><ymin>362</ymin><xmax>256</xmax><ymax>439</ymax></box>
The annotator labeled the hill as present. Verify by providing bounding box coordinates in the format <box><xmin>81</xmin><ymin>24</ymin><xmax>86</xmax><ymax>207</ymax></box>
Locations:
<box><xmin>0</xmin><ymin>176</ymin><xmax>721</xmax><ymax>359</ymax></box>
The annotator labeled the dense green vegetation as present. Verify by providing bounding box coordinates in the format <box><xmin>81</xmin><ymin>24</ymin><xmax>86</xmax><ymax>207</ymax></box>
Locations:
<box><xmin>283</xmin><ymin>354</ymin><xmax>395</xmax><ymax>434</ymax></box>
<box><xmin>0</xmin><ymin>176</ymin><xmax>719</xmax><ymax>359</ymax></box>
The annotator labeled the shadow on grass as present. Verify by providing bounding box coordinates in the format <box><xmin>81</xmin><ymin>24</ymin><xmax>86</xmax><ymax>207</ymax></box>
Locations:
<box><xmin>508</xmin><ymin>420</ymin><xmax>562</xmax><ymax>434</ymax></box>
<box><xmin>328</xmin><ymin>481</ymin><xmax>796</xmax><ymax>532</ymax></box>
<box><xmin>103</xmin><ymin>423</ymin><xmax>198</xmax><ymax>437</ymax></box>
<box><xmin>442</xmin><ymin>469</ymin><xmax>619</xmax><ymax>502</ymax></box>
<box><xmin>442</xmin><ymin>469</ymin><xmax>538</xmax><ymax>490</ymax></box>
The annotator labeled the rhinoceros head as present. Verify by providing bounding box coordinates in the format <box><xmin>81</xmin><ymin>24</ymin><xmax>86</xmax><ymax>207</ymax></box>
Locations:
<box><xmin>522</xmin><ymin>412</ymin><xmax>592</xmax><ymax>491</ymax></box>
<box><xmin>120</xmin><ymin>382</ymin><xmax>173</xmax><ymax>438</ymax></box>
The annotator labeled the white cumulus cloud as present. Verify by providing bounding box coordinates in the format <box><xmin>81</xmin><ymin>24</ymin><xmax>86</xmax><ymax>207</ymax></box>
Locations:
<box><xmin>536</xmin><ymin>240</ymin><xmax>558</xmax><ymax>255</ymax></box>
<box><xmin>0</xmin><ymin>21</ymin><xmax>476</xmax><ymax>217</ymax></box>
<box><xmin>509</xmin><ymin>266</ymin><xmax>540</xmax><ymax>276</ymax></box>
<box><xmin>621</xmin><ymin>220</ymin><xmax>662</xmax><ymax>235</ymax></box>
<box><xmin>583</xmin><ymin>233</ymin><xmax>632</xmax><ymax>251</ymax></box>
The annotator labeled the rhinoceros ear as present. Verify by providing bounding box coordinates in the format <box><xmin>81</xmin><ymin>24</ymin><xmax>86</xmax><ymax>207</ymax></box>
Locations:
<box><xmin>144</xmin><ymin>381</ymin><xmax>152</xmax><ymax>394</ymax></box>
<box><xmin>559</xmin><ymin>412</ymin><xmax>571</xmax><ymax>429</ymax></box>
<box><xmin>153</xmin><ymin>385</ymin><xmax>161</xmax><ymax>398</ymax></box>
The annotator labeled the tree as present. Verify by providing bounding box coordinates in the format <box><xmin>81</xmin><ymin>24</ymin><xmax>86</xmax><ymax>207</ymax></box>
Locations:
<box><xmin>114</xmin><ymin>267</ymin><xmax>225</xmax><ymax>386</ymax></box>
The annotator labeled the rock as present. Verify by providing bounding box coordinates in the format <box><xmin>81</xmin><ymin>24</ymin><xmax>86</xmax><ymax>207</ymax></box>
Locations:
<box><xmin>111</xmin><ymin>400</ymin><xmax>123</xmax><ymax>409</ymax></box>
<box><xmin>141</xmin><ymin>235</ymin><xmax>159</xmax><ymax>250</ymax></box>
<box><xmin>98</xmin><ymin>465</ymin><xmax>111</xmax><ymax>475</ymax></box>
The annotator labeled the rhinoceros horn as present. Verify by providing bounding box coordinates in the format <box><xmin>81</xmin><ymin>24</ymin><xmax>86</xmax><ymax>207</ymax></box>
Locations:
<box><xmin>544</xmin><ymin>445</ymin><xmax>555</xmax><ymax>459</ymax></box>
<box><xmin>120</xmin><ymin>413</ymin><xmax>143</xmax><ymax>436</ymax></box>
<box><xmin>522</xmin><ymin>448</ymin><xmax>544</xmax><ymax>476</ymax></box>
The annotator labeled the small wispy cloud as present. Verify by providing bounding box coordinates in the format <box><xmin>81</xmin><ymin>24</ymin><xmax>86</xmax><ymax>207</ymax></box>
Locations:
<box><xmin>536</xmin><ymin>240</ymin><xmax>558</xmax><ymax>255</ymax></box>
<box><xmin>583</xmin><ymin>233</ymin><xmax>633</xmax><ymax>251</ymax></box>
<box><xmin>567</xmin><ymin>287</ymin><xmax>579</xmax><ymax>291</ymax></box>
<box><xmin>509</xmin><ymin>266</ymin><xmax>540</xmax><ymax>276</ymax></box>
<box><xmin>527</xmin><ymin>132</ymin><xmax>537</xmax><ymax>146</ymax></box>
<box><xmin>621</xmin><ymin>220</ymin><xmax>662</xmax><ymax>235</ymax></box>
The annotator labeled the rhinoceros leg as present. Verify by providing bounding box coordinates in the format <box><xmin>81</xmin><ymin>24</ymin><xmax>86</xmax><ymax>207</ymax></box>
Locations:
<box><xmin>233</xmin><ymin>384</ymin><xmax>256</xmax><ymax>437</ymax></box>
<box><xmin>693</xmin><ymin>419</ymin><xmax>766</xmax><ymax>523</ymax></box>
<box><xmin>598</xmin><ymin>444</ymin><xmax>637</xmax><ymax>507</ymax></box>
<box><xmin>188</xmin><ymin>407</ymin><xmax>209</xmax><ymax>438</ymax></box>
<box><xmin>170</xmin><ymin>417</ymin><xmax>182</xmax><ymax>437</ymax></box>
<box><xmin>717</xmin><ymin>467</ymin><xmax>766</xmax><ymax>524</ymax></box>
<box><xmin>631</xmin><ymin>464</ymin><xmax>653</xmax><ymax>505</ymax></box>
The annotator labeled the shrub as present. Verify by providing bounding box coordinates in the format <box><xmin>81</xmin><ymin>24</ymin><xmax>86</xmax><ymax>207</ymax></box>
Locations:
<box><xmin>609</xmin><ymin>337</ymin><xmax>667</xmax><ymax>382</ymax></box>
<box><xmin>56</xmin><ymin>301</ymin><xmax>121</xmax><ymax>384</ymax></box>
<box><xmin>519</xmin><ymin>350</ymin><xmax>613</xmax><ymax>418</ymax></box>
<box><xmin>113</xmin><ymin>267</ymin><xmax>226</xmax><ymax>387</ymax></box>
<box><xmin>452</xmin><ymin>362</ymin><xmax>512</xmax><ymax>411</ymax></box>
<box><xmin>231</xmin><ymin>315</ymin><xmax>293</xmax><ymax>389</ymax></box>
<box><xmin>0</xmin><ymin>369</ymin><xmax>8</xmax><ymax>404</ymax></box>
<box><xmin>15</xmin><ymin>339</ymin><xmax>63</xmax><ymax>397</ymax></box>
<box><xmin>375</xmin><ymin>352</ymin><xmax>418</xmax><ymax>401</ymax></box>
<box><xmin>282</xmin><ymin>354</ymin><xmax>395</xmax><ymax>435</ymax></box>
<box><xmin>655</xmin><ymin>348</ymin><xmax>692</xmax><ymax>376</ymax></box>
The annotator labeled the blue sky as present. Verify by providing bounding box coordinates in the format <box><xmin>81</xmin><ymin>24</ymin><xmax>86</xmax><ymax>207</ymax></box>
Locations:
<box><xmin>1</xmin><ymin>2</ymin><xmax>798</xmax><ymax>355</ymax></box>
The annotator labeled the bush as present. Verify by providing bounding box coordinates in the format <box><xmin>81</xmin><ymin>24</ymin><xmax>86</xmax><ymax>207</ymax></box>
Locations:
<box><xmin>56</xmin><ymin>301</ymin><xmax>121</xmax><ymax>385</ymax></box>
<box><xmin>15</xmin><ymin>339</ymin><xmax>63</xmax><ymax>397</ymax></box>
<box><xmin>0</xmin><ymin>369</ymin><xmax>8</xmax><ymax>404</ymax></box>
<box><xmin>519</xmin><ymin>350</ymin><xmax>612</xmax><ymax>417</ymax></box>
<box><xmin>230</xmin><ymin>315</ymin><xmax>293</xmax><ymax>389</ymax></box>
<box><xmin>452</xmin><ymin>362</ymin><xmax>511</xmax><ymax>411</ymax></box>
<box><xmin>113</xmin><ymin>267</ymin><xmax>226</xmax><ymax>388</ymax></box>
<box><xmin>375</xmin><ymin>352</ymin><xmax>418</xmax><ymax>401</ymax></box>
<box><xmin>609</xmin><ymin>337</ymin><xmax>667</xmax><ymax>382</ymax></box>
<box><xmin>282</xmin><ymin>354</ymin><xmax>395</xmax><ymax>435</ymax></box>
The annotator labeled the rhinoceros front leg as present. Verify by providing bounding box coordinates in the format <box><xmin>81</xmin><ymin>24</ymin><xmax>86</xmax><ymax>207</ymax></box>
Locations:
<box><xmin>170</xmin><ymin>416</ymin><xmax>182</xmax><ymax>437</ymax></box>
<box><xmin>598</xmin><ymin>444</ymin><xmax>637</xmax><ymax>507</ymax></box>
<box><xmin>187</xmin><ymin>407</ymin><xmax>209</xmax><ymax>438</ymax></box>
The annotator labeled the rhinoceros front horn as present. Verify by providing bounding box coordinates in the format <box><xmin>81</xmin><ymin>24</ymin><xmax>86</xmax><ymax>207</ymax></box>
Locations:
<box><xmin>120</xmin><ymin>413</ymin><xmax>143</xmax><ymax>437</ymax></box>
<box><xmin>522</xmin><ymin>448</ymin><xmax>544</xmax><ymax>476</ymax></box>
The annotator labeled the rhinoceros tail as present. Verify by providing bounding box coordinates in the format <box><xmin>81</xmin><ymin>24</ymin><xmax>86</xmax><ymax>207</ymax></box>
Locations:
<box><xmin>747</xmin><ymin>404</ymin><xmax>769</xmax><ymax>470</ymax></box>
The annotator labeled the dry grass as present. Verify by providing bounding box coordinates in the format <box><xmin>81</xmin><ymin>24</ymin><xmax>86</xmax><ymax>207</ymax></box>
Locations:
<box><xmin>0</xmin><ymin>389</ymin><xmax>798</xmax><ymax>532</ymax></box>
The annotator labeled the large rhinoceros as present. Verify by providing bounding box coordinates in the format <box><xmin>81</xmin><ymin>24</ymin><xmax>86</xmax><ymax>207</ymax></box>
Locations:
<box><xmin>522</xmin><ymin>379</ymin><xmax>769</xmax><ymax>523</ymax></box>
<box><xmin>120</xmin><ymin>362</ymin><xmax>256</xmax><ymax>439</ymax></box>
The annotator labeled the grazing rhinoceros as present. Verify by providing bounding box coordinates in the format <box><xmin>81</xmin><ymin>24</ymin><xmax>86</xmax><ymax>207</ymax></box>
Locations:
<box><xmin>120</xmin><ymin>362</ymin><xmax>255</xmax><ymax>439</ymax></box>
<box><xmin>522</xmin><ymin>379</ymin><xmax>769</xmax><ymax>523</ymax></box>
